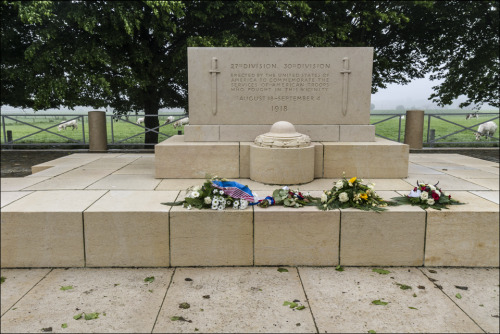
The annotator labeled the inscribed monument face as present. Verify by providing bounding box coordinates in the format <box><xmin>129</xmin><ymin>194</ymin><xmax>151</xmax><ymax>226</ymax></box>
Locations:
<box><xmin>188</xmin><ymin>47</ymin><xmax>374</xmax><ymax>126</ymax></box>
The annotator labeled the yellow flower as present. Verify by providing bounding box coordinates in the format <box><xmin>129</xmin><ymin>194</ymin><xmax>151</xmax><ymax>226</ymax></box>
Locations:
<box><xmin>349</xmin><ymin>177</ymin><xmax>357</xmax><ymax>184</ymax></box>
<box><xmin>360</xmin><ymin>193</ymin><xmax>368</xmax><ymax>200</ymax></box>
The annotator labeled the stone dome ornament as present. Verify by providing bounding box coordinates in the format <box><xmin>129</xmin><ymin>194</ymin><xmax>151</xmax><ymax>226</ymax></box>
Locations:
<box><xmin>254</xmin><ymin>121</ymin><xmax>311</xmax><ymax>148</ymax></box>
<box><xmin>250</xmin><ymin>121</ymin><xmax>315</xmax><ymax>185</ymax></box>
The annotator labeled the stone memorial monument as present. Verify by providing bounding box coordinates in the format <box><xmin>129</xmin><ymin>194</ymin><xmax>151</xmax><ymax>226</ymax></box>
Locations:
<box><xmin>155</xmin><ymin>47</ymin><xmax>409</xmax><ymax>182</ymax></box>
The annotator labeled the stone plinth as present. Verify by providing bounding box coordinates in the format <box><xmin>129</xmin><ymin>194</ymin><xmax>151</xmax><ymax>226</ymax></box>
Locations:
<box><xmin>1</xmin><ymin>190</ymin><xmax>106</xmax><ymax>267</ymax></box>
<box><xmin>249</xmin><ymin>121</ymin><xmax>315</xmax><ymax>185</ymax></box>
<box><xmin>169</xmin><ymin>206</ymin><xmax>253</xmax><ymax>266</ymax></box>
<box><xmin>425</xmin><ymin>192</ymin><xmax>499</xmax><ymax>267</ymax></box>
<box><xmin>185</xmin><ymin>124</ymin><xmax>377</xmax><ymax>142</ymax></box>
<box><xmin>84</xmin><ymin>191</ymin><xmax>177</xmax><ymax>267</ymax></box>
<box><xmin>254</xmin><ymin>205</ymin><xmax>340</xmax><ymax>265</ymax></box>
<box><xmin>323</xmin><ymin>138</ymin><xmax>409</xmax><ymax>178</ymax></box>
<box><xmin>155</xmin><ymin>135</ymin><xmax>239</xmax><ymax>179</ymax></box>
<box><xmin>340</xmin><ymin>196</ymin><xmax>426</xmax><ymax>266</ymax></box>
<box><xmin>155</xmin><ymin>136</ymin><xmax>408</xmax><ymax>179</ymax></box>
<box><xmin>250</xmin><ymin>145</ymin><xmax>315</xmax><ymax>184</ymax></box>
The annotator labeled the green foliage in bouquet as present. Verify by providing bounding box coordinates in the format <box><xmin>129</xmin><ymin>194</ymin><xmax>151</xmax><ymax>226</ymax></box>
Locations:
<box><xmin>317</xmin><ymin>175</ymin><xmax>396</xmax><ymax>212</ymax></box>
<box><xmin>392</xmin><ymin>181</ymin><xmax>464</xmax><ymax>210</ymax></box>
<box><xmin>161</xmin><ymin>177</ymin><xmax>250</xmax><ymax>210</ymax></box>
<box><xmin>257</xmin><ymin>187</ymin><xmax>318</xmax><ymax>208</ymax></box>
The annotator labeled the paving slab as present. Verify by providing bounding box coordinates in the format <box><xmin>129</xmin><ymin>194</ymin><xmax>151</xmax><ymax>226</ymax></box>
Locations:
<box><xmin>475</xmin><ymin>165</ymin><xmax>500</xmax><ymax>175</ymax></box>
<box><xmin>419</xmin><ymin>267</ymin><xmax>500</xmax><ymax>334</ymax></box>
<box><xmin>408</xmin><ymin>163</ymin><xmax>446</xmax><ymax>175</ymax></box>
<box><xmin>112</xmin><ymin>164</ymin><xmax>155</xmax><ymax>175</ymax></box>
<box><xmin>57</xmin><ymin>168</ymin><xmax>117</xmax><ymax>178</ymax></box>
<box><xmin>0</xmin><ymin>269</ymin><xmax>51</xmax><ymax>316</ymax></box>
<box><xmin>86</xmin><ymin>174</ymin><xmax>162</xmax><ymax>190</ymax></box>
<box><xmin>409</xmin><ymin>154</ymin><xmax>460</xmax><ymax>163</ymax></box>
<box><xmin>470</xmin><ymin>190</ymin><xmax>499</xmax><ymax>204</ymax></box>
<box><xmin>153</xmin><ymin>267</ymin><xmax>316</xmax><ymax>333</ymax></box>
<box><xmin>126</xmin><ymin>156</ymin><xmax>155</xmax><ymax>165</ymax></box>
<box><xmin>442</xmin><ymin>169</ymin><xmax>499</xmax><ymax>179</ymax></box>
<box><xmin>299</xmin><ymin>267</ymin><xmax>483</xmax><ymax>333</ymax></box>
<box><xmin>467</xmin><ymin>178</ymin><xmax>500</xmax><ymax>190</ymax></box>
<box><xmin>0</xmin><ymin>268</ymin><xmax>174</xmax><ymax>333</ymax></box>
<box><xmin>1</xmin><ymin>177</ymin><xmax>51</xmax><ymax>191</ymax></box>
<box><xmin>0</xmin><ymin>191</ymin><xmax>33</xmax><ymax>208</ymax></box>
<box><xmin>444</xmin><ymin>155</ymin><xmax>498</xmax><ymax>167</ymax></box>
<box><xmin>155</xmin><ymin>179</ymin><xmax>208</xmax><ymax>191</ymax></box>
<box><xmin>362</xmin><ymin>178</ymin><xmax>414</xmax><ymax>191</ymax></box>
<box><xmin>403</xmin><ymin>174</ymin><xmax>489</xmax><ymax>190</ymax></box>
<box><xmin>414</xmin><ymin>162</ymin><xmax>477</xmax><ymax>171</ymax></box>
<box><xmin>26</xmin><ymin>165</ymin><xmax>78</xmax><ymax>177</ymax></box>
<box><xmin>23</xmin><ymin>176</ymin><xmax>107</xmax><ymax>190</ymax></box>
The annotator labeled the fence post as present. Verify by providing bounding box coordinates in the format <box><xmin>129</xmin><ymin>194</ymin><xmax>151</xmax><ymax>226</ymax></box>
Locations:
<box><xmin>7</xmin><ymin>130</ymin><xmax>13</xmax><ymax>149</ymax></box>
<box><xmin>404</xmin><ymin>110</ymin><xmax>425</xmax><ymax>149</ymax></box>
<box><xmin>429</xmin><ymin>129</ymin><xmax>435</xmax><ymax>148</ymax></box>
<box><xmin>88</xmin><ymin>111</ymin><xmax>107</xmax><ymax>152</ymax></box>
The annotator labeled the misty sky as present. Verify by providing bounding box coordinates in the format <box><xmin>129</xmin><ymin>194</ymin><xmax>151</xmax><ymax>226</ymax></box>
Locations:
<box><xmin>370</xmin><ymin>74</ymin><xmax>495</xmax><ymax>111</ymax></box>
<box><xmin>371</xmin><ymin>74</ymin><xmax>443</xmax><ymax>110</ymax></box>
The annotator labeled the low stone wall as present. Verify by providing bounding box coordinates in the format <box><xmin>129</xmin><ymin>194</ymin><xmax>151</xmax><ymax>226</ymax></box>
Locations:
<box><xmin>1</xmin><ymin>190</ymin><xmax>498</xmax><ymax>268</ymax></box>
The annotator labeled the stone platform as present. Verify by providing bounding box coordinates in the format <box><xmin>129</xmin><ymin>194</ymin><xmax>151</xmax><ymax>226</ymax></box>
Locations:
<box><xmin>155</xmin><ymin>135</ymin><xmax>409</xmax><ymax>179</ymax></box>
<box><xmin>1</xmin><ymin>152</ymin><xmax>498</xmax><ymax>268</ymax></box>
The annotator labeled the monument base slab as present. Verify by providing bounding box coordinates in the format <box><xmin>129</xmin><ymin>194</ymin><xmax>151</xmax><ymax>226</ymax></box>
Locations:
<box><xmin>155</xmin><ymin>136</ymin><xmax>409</xmax><ymax>180</ymax></box>
<box><xmin>184</xmin><ymin>124</ymin><xmax>375</xmax><ymax>142</ymax></box>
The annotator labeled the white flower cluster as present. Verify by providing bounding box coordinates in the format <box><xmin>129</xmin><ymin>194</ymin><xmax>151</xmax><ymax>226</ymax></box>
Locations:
<box><xmin>211</xmin><ymin>195</ymin><xmax>230</xmax><ymax>211</ymax></box>
<box><xmin>339</xmin><ymin>192</ymin><xmax>349</xmax><ymax>203</ymax></box>
<box><xmin>203</xmin><ymin>188</ymin><xmax>249</xmax><ymax>210</ymax></box>
<box><xmin>233</xmin><ymin>199</ymin><xmax>248</xmax><ymax>210</ymax></box>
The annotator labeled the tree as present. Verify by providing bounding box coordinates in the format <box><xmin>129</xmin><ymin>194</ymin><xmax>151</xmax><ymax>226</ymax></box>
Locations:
<box><xmin>370</xmin><ymin>103</ymin><xmax>375</xmax><ymax>111</ymax></box>
<box><xmin>2</xmin><ymin>1</ymin><xmax>186</xmax><ymax>145</ymax></box>
<box><xmin>2</xmin><ymin>1</ymin><xmax>498</xmax><ymax>145</ymax></box>
<box><xmin>396</xmin><ymin>105</ymin><xmax>405</xmax><ymax>111</ymax></box>
<box><xmin>399</xmin><ymin>1</ymin><xmax>499</xmax><ymax>109</ymax></box>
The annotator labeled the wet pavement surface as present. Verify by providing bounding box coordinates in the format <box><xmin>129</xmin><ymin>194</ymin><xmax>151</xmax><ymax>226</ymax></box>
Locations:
<box><xmin>2</xmin><ymin>149</ymin><xmax>498</xmax><ymax>178</ymax></box>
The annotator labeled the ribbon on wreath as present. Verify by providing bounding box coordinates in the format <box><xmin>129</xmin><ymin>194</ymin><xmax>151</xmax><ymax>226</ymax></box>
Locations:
<box><xmin>259</xmin><ymin>196</ymin><xmax>275</xmax><ymax>206</ymax></box>
<box><xmin>211</xmin><ymin>180</ymin><xmax>256</xmax><ymax>202</ymax></box>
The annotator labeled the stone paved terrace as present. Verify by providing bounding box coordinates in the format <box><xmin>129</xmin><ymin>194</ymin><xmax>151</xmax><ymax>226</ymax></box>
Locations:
<box><xmin>1</xmin><ymin>152</ymin><xmax>499</xmax><ymax>268</ymax></box>
<box><xmin>0</xmin><ymin>152</ymin><xmax>499</xmax><ymax>333</ymax></box>
<box><xmin>0</xmin><ymin>267</ymin><xmax>499</xmax><ymax>333</ymax></box>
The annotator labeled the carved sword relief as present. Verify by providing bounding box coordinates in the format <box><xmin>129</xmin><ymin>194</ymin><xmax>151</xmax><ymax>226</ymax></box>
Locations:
<box><xmin>209</xmin><ymin>57</ymin><xmax>220</xmax><ymax>115</ymax></box>
<box><xmin>340</xmin><ymin>57</ymin><xmax>351</xmax><ymax>116</ymax></box>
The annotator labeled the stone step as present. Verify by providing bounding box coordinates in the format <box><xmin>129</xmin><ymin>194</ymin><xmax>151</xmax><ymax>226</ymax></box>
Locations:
<box><xmin>154</xmin><ymin>135</ymin><xmax>409</xmax><ymax>179</ymax></box>
<box><xmin>1</xmin><ymin>190</ymin><xmax>498</xmax><ymax>268</ymax></box>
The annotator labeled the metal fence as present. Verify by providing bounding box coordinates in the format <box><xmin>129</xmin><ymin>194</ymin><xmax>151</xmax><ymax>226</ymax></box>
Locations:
<box><xmin>1</xmin><ymin>112</ymin><xmax>498</xmax><ymax>148</ymax></box>
<box><xmin>1</xmin><ymin>114</ymin><xmax>187</xmax><ymax>148</ymax></box>
<box><xmin>371</xmin><ymin>112</ymin><xmax>499</xmax><ymax>147</ymax></box>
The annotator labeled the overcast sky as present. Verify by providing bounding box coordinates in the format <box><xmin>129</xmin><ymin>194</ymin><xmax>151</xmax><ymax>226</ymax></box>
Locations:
<box><xmin>371</xmin><ymin>75</ymin><xmax>496</xmax><ymax>111</ymax></box>
<box><xmin>371</xmin><ymin>74</ymin><xmax>443</xmax><ymax>110</ymax></box>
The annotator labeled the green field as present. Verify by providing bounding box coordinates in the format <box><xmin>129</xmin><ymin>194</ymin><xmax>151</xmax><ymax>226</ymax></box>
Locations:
<box><xmin>371</xmin><ymin>111</ymin><xmax>499</xmax><ymax>147</ymax></box>
<box><xmin>0</xmin><ymin>111</ymin><xmax>498</xmax><ymax>147</ymax></box>
<box><xmin>0</xmin><ymin>115</ymin><xmax>184</xmax><ymax>147</ymax></box>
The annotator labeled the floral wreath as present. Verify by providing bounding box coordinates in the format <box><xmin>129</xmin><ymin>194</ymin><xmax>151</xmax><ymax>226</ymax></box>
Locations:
<box><xmin>162</xmin><ymin>177</ymin><xmax>257</xmax><ymax>210</ymax></box>
<box><xmin>257</xmin><ymin>186</ymin><xmax>317</xmax><ymax>208</ymax></box>
<box><xmin>317</xmin><ymin>174</ymin><xmax>396</xmax><ymax>212</ymax></box>
<box><xmin>392</xmin><ymin>181</ymin><xmax>463</xmax><ymax>210</ymax></box>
